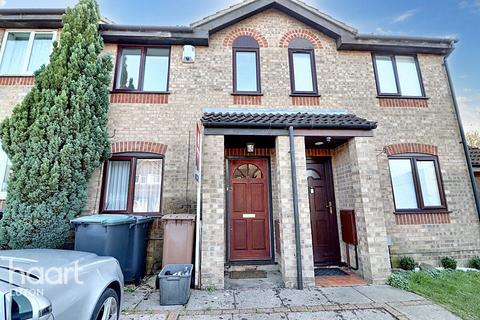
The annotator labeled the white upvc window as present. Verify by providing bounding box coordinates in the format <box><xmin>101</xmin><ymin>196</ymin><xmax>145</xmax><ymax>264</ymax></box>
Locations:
<box><xmin>0</xmin><ymin>146</ymin><xmax>11</xmax><ymax>199</ymax></box>
<box><xmin>0</xmin><ymin>30</ymin><xmax>56</xmax><ymax>76</ymax></box>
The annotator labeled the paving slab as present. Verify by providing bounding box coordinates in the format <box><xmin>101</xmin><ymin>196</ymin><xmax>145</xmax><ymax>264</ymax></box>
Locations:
<box><xmin>179</xmin><ymin>315</ymin><xmax>232</xmax><ymax>320</ymax></box>
<box><xmin>319</xmin><ymin>286</ymin><xmax>373</xmax><ymax>304</ymax></box>
<box><xmin>277</xmin><ymin>288</ymin><xmax>329</xmax><ymax>307</ymax></box>
<box><xmin>354</xmin><ymin>285</ymin><xmax>424</xmax><ymax>303</ymax></box>
<box><xmin>134</xmin><ymin>292</ymin><xmax>184</xmax><ymax>312</ymax></box>
<box><xmin>225</xmin><ymin>270</ymin><xmax>283</xmax><ymax>290</ymax></box>
<box><xmin>186</xmin><ymin>290</ymin><xmax>236</xmax><ymax>310</ymax></box>
<box><xmin>234</xmin><ymin>289</ymin><xmax>283</xmax><ymax>309</ymax></box>
<box><xmin>288</xmin><ymin>309</ymin><xmax>395</xmax><ymax>320</ymax></box>
<box><xmin>233</xmin><ymin>313</ymin><xmax>288</xmax><ymax>320</ymax></box>
<box><xmin>394</xmin><ymin>304</ymin><xmax>462</xmax><ymax>320</ymax></box>
<box><xmin>120</xmin><ymin>314</ymin><xmax>167</xmax><ymax>320</ymax></box>
<box><xmin>122</xmin><ymin>289</ymin><xmax>150</xmax><ymax>311</ymax></box>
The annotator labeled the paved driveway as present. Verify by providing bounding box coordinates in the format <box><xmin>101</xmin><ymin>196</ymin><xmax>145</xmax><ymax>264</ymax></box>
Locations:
<box><xmin>121</xmin><ymin>283</ymin><xmax>460</xmax><ymax>320</ymax></box>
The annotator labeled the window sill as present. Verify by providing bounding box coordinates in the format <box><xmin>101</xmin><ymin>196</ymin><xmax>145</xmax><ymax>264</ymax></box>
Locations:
<box><xmin>377</xmin><ymin>95</ymin><xmax>429</xmax><ymax>100</ymax></box>
<box><xmin>231</xmin><ymin>92</ymin><xmax>263</xmax><ymax>96</ymax></box>
<box><xmin>394</xmin><ymin>210</ymin><xmax>450</xmax><ymax>215</ymax></box>
<box><xmin>290</xmin><ymin>93</ymin><xmax>321</xmax><ymax>97</ymax></box>
<box><xmin>110</xmin><ymin>90</ymin><xmax>170</xmax><ymax>95</ymax></box>
<box><xmin>100</xmin><ymin>211</ymin><xmax>162</xmax><ymax>217</ymax></box>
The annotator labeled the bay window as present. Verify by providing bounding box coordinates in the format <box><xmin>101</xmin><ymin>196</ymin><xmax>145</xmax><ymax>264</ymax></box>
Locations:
<box><xmin>388</xmin><ymin>155</ymin><xmax>446</xmax><ymax>212</ymax></box>
<box><xmin>0</xmin><ymin>31</ymin><xmax>55</xmax><ymax>75</ymax></box>
<box><xmin>373</xmin><ymin>54</ymin><xmax>425</xmax><ymax>97</ymax></box>
<box><xmin>233</xmin><ymin>36</ymin><xmax>261</xmax><ymax>94</ymax></box>
<box><xmin>101</xmin><ymin>154</ymin><xmax>164</xmax><ymax>215</ymax></box>
<box><xmin>114</xmin><ymin>46</ymin><xmax>170</xmax><ymax>92</ymax></box>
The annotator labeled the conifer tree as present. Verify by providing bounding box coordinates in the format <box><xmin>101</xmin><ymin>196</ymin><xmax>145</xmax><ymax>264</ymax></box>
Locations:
<box><xmin>0</xmin><ymin>0</ymin><xmax>112</xmax><ymax>248</ymax></box>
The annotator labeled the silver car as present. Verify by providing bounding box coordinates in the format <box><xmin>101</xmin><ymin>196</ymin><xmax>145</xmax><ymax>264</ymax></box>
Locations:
<box><xmin>0</xmin><ymin>249</ymin><xmax>123</xmax><ymax>320</ymax></box>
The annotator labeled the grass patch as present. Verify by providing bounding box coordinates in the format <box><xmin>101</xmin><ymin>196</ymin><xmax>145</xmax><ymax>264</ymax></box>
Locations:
<box><xmin>388</xmin><ymin>270</ymin><xmax>480</xmax><ymax>320</ymax></box>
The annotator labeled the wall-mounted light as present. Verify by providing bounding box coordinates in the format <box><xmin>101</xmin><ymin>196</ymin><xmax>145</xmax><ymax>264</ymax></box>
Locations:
<box><xmin>314</xmin><ymin>141</ymin><xmax>324</xmax><ymax>146</ymax></box>
<box><xmin>246</xmin><ymin>142</ymin><xmax>255</xmax><ymax>153</ymax></box>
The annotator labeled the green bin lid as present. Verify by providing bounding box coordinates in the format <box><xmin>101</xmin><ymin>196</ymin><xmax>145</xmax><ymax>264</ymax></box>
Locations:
<box><xmin>71</xmin><ymin>214</ymin><xmax>136</xmax><ymax>226</ymax></box>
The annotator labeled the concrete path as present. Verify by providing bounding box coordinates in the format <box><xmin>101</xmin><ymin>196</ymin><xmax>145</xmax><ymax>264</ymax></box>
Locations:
<box><xmin>120</xmin><ymin>281</ymin><xmax>460</xmax><ymax>320</ymax></box>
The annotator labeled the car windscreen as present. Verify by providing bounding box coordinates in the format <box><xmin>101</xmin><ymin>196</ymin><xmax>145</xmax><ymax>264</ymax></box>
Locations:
<box><xmin>11</xmin><ymin>293</ymin><xmax>33</xmax><ymax>320</ymax></box>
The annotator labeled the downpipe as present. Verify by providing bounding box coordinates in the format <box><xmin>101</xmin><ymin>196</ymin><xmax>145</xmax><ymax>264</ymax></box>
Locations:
<box><xmin>444</xmin><ymin>58</ymin><xmax>480</xmax><ymax>219</ymax></box>
<box><xmin>289</xmin><ymin>126</ymin><xmax>303</xmax><ymax>290</ymax></box>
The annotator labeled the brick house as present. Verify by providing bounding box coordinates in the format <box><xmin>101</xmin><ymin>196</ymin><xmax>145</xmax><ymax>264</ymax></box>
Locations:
<box><xmin>0</xmin><ymin>0</ymin><xmax>479</xmax><ymax>290</ymax></box>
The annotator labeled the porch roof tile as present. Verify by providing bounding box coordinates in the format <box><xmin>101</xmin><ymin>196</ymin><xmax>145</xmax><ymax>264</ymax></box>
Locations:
<box><xmin>201</xmin><ymin>110</ymin><xmax>377</xmax><ymax>130</ymax></box>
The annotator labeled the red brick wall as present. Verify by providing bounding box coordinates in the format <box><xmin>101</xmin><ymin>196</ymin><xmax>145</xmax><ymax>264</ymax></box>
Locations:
<box><xmin>378</xmin><ymin>98</ymin><xmax>428</xmax><ymax>108</ymax></box>
<box><xmin>223</xmin><ymin>28</ymin><xmax>269</xmax><ymax>47</ymax></box>
<box><xmin>385</xmin><ymin>143</ymin><xmax>437</xmax><ymax>156</ymax></box>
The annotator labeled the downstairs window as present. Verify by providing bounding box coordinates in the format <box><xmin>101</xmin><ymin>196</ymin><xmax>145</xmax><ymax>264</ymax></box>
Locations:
<box><xmin>388</xmin><ymin>155</ymin><xmax>446</xmax><ymax>212</ymax></box>
<box><xmin>101</xmin><ymin>154</ymin><xmax>164</xmax><ymax>215</ymax></box>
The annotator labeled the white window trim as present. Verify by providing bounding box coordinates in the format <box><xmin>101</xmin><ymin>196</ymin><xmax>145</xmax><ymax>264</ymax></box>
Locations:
<box><xmin>0</xmin><ymin>149</ymin><xmax>10</xmax><ymax>200</ymax></box>
<box><xmin>0</xmin><ymin>29</ymin><xmax>58</xmax><ymax>76</ymax></box>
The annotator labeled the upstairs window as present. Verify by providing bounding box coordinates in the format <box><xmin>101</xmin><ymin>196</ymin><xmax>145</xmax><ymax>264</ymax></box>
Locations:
<box><xmin>114</xmin><ymin>46</ymin><xmax>170</xmax><ymax>92</ymax></box>
<box><xmin>388</xmin><ymin>155</ymin><xmax>446</xmax><ymax>212</ymax></box>
<box><xmin>288</xmin><ymin>38</ymin><xmax>318</xmax><ymax>95</ymax></box>
<box><xmin>233</xmin><ymin>36</ymin><xmax>261</xmax><ymax>94</ymax></box>
<box><xmin>0</xmin><ymin>31</ymin><xmax>55</xmax><ymax>75</ymax></box>
<box><xmin>101</xmin><ymin>154</ymin><xmax>164</xmax><ymax>215</ymax></box>
<box><xmin>373</xmin><ymin>54</ymin><xmax>425</xmax><ymax>97</ymax></box>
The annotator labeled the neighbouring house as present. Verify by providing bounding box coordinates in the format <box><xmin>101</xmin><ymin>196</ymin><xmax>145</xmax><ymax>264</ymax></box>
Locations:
<box><xmin>0</xmin><ymin>0</ymin><xmax>479</xmax><ymax>290</ymax></box>
<box><xmin>469</xmin><ymin>147</ymin><xmax>480</xmax><ymax>193</ymax></box>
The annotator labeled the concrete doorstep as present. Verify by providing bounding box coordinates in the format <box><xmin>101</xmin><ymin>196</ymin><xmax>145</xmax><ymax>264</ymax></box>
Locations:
<box><xmin>120</xmin><ymin>277</ymin><xmax>461</xmax><ymax>320</ymax></box>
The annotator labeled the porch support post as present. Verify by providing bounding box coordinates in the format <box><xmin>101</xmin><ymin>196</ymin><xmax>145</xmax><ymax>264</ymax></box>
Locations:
<box><xmin>275</xmin><ymin>135</ymin><xmax>315</xmax><ymax>288</ymax></box>
<box><xmin>350</xmin><ymin>137</ymin><xmax>391</xmax><ymax>283</ymax></box>
<box><xmin>200</xmin><ymin>134</ymin><xmax>225</xmax><ymax>289</ymax></box>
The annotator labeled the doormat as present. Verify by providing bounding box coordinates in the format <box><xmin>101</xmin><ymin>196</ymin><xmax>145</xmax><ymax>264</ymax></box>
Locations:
<box><xmin>314</xmin><ymin>268</ymin><xmax>349</xmax><ymax>277</ymax></box>
<box><xmin>230</xmin><ymin>270</ymin><xmax>267</xmax><ymax>279</ymax></box>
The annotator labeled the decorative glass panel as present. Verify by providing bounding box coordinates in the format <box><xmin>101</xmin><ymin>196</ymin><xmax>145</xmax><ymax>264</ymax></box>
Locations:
<box><xmin>417</xmin><ymin>160</ymin><xmax>441</xmax><ymax>206</ymax></box>
<box><xmin>235</xmin><ymin>51</ymin><xmax>258</xmax><ymax>92</ymax></box>
<box><xmin>292</xmin><ymin>52</ymin><xmax>314</xmax><ymax>92</ymax></box>
<box><xmin>0</xmin><ymin>32</ymin><xmax>30</xmax><ymax>74</ymax></box>
<box><xmin>375</xmin><ymin>56</ymin><xmax>398</xmax><ymax>94</ymax></box>
<box><xmin>389</xmin><ymin>159</ymin><xmax>418</xmax><ymax>209</ymax></box>
<box><xmin>395</xmin><ymin>56</ymin><xmax>422</xmax><ymax>97</ymax></box>
<box><xmin>27</xmin><ymin>33</ymin><xmax>54</xmax><ymax>73</ymax></box>
<box><xmin>234</xmin><ymin>164</ymin><xmax>263</xmax><ymax>179</ymax></box>
<box><xmin>104</xmin><ymin>161</ymin><xmax>130</xmax><ymax>211</ymax></box>
<box><xmin>116</xmin><ymin>48</ymin><xmax>141</xmax><ymax>90</ymax></box>
<box><xmin>306</xmin><ymin>169</ymin><xmax>320</xmax><ymax>179</ymax></box>
<box><xmin>143</xmin><ymin>48</ymin><xmax>169</xmax><ymax>92</ymax></box>
<box><xmin>133</xmin><ymin>159</ymin><xmax>163</xmax><ymax>212</ymax></box>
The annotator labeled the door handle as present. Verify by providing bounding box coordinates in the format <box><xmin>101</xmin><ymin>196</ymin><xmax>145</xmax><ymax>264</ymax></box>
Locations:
<box><xmin>326</xmin><ymin>201</ymin><xmax>333</xmax><ymax>215</ymax></box>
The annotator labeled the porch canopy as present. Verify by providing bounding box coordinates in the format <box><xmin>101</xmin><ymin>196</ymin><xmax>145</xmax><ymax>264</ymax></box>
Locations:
<box><xmin>201</xmin><ymin>108</ymin><xmax>377</xmax><ymax>138</ymax></box>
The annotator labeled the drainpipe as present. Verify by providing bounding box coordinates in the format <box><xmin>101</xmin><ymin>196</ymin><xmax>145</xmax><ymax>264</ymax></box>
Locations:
<box><xmin>444</xmin><ymin>58</ymin><xmax>480</xmax><ymax>219</ymax></box>
<box><xmin>289</xmin><ymin>126</ymin><xmax>303</xmax><ymax>290</ymax></box>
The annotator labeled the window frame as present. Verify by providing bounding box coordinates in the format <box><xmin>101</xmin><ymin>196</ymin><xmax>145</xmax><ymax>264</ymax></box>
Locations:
<box><xmin>0</xmin><ymin>29</ymin><xmax>57</xmax><ymax>76</ymax></box>
<box><xmin>232</xmin><ymin>46</ymin><xmax>262</xmax><ymax>95</ymax></box>
<box><xmin>112</xmin><ymin>45</ymin><xmax>171</xmax><ymax>93</ymax></box>
<box><xmin>388</xmin><ymin>154</ymin><xmax>447</xmax><ymax>213</ymax></box>
<box><xmin>99</xmin><ymin>154</ymin><xmax>165</xmax><ymax>216</ymax></box>
<box><xmin>288</xmin><ymin>48</ymin><xmax>319</xmax><ymax>96</ymax></box>
<box><xmin>372</xmin><ymin>53</ymin><xmax>426</xmax><ymax>98</ymax></box>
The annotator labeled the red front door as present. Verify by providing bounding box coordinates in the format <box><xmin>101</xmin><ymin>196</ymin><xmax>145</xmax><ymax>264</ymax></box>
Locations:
<box><xmin>228</xmin><ymin>159</ymin><xmax>271</xmax><ymax>261</ymax></box>
<box><xmin>307</xmin><ymin>158</ymin><xmax>341</xmax><ymax>266</ymax></box>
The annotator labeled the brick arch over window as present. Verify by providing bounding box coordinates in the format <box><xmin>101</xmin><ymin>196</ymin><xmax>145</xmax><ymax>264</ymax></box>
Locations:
<box><xmin>385</xmin><ymin>143</ymin><xmax>438</xmax><ymax>156</ymax></box>
<box><xmin>279</xmin><ymin>29</ymin><xmax>323</xmax><ymax>49</ymax></box>
<box><xmin>223</xmin><ymin>28</ymin><xmax>269</xmax><ymax>47</ymax></box>
<box><xmin>111</xmin><ymin>141</ymin><xmax>167</xmax><ymax>155</ymax></box>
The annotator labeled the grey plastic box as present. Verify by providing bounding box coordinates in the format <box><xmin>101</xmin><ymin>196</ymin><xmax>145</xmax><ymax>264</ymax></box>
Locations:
<box><xmin>158</xmin><ymin>264</ymin><xmax>193</xmax><ymax>305</ymax></box>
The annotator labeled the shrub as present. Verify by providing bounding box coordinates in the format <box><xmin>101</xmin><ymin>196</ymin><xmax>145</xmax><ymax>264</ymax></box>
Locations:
<box><xmin>399</xmin><ymin>256</ymin><xmax>416</xmax><ymax>271</ymax></box>
<box><xmin>0</xmin><ymin>0</ymin><xmax>112</xmax><ymax>249</ymax></box>
<box><xmin>441</xmin><ymin>256</ymin><xmax>457</xmax><ymax>270</ymax></box>
<box><xmin>467</xmin><ymin>256</ymin><xmax>480</xmax><ymax>270</ymax></box>
<box><xmin>387</xmin><ymin>272</ymin><xmax>411</xmax><ymax>291</ymax></box>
